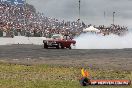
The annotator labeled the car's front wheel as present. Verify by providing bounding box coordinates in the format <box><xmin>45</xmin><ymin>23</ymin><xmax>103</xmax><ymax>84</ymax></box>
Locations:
<box><xmin>56</xmin><ymin>43</ymin><xmax>61</xmax><ymax>49</ymax></box>
<box><xmin>44</xmin><ymin>43</ymin><xmax>48</xmax><ymax>49</ymax></box>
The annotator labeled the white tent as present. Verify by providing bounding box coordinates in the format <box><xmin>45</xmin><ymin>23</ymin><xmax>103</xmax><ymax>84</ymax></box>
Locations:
<box><xmin>83</xmin><ymin>26</ymin><xmax>100</xmax><ymax>32</ymax></box>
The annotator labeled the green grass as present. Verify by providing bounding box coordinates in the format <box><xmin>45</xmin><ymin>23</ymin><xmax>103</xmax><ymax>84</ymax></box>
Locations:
<box><xmin>0</xmin><ymin>62</ymin><xmax>131</xmax><ymax>88</ymax></box>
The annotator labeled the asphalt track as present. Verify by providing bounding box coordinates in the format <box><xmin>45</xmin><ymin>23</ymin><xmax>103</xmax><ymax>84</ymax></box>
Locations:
<box><xmin>0</xmin><ymin>45</ymin><xmax>132</xmax><ymax>70</ymax></box>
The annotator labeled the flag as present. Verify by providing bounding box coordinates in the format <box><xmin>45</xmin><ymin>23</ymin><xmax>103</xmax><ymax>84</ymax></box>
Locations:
<box><xmin>0</xmin><ymin>0</ymin><xmax>25</xmax><ymax>6</ymax></box>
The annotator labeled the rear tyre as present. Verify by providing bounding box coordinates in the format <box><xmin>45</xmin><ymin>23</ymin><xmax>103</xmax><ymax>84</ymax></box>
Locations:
<box><xmin>69</xmin><ymin>46</ymin><xmax>72</xmax><ymax>49</ymax></box>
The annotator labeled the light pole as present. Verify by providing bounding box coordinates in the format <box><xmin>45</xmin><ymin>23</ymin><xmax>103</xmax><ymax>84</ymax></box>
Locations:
<box><xmin>113</xmin><ymin>12</ymin><xmax>115</xmax><ymax>25</ymax></box>
<box><xmin>78</xmin><ymin>0</ymin><xmax>81</xmax><ymax>21</ymax></box>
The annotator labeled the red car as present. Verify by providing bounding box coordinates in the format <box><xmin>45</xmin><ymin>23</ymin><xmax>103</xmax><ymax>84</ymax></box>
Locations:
<box><xmin>43</xmin><ymin>34</ymin><xmax>76</xmax><ymax>49</ymax></box>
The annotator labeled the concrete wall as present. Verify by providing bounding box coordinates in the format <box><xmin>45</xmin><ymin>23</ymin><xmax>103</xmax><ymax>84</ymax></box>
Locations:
<box><xmin>0</xmin><ymin>36</ymin><xmax>46</xmax><ymax>45</ymax></box>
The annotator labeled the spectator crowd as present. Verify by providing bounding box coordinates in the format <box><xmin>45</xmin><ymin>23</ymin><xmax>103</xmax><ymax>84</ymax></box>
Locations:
<box><xmin>0</xmin><ymin>2</ymin><xmax>128</xmax><ymax>38</ymax></box>
<box><xmin>97</xmin><ymin>24</ymin><xmax>128</xmax><ymax>36</ymax></box>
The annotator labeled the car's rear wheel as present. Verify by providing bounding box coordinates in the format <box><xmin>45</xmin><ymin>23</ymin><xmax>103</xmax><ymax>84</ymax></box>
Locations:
<box><xmin>68</xmin><ymin>45</ymin><xmax>72</xmax><ymax>49</ymax></box>
<box><xmin>69</xmin><ymin>46</ymin><xmax>71</xmax><ymax>49</ymax></box>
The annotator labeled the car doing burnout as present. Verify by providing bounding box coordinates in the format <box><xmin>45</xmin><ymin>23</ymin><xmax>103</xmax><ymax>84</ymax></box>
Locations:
<box><xmin>43</xmin><ymin>34</ymin><xmax>76</xmax><ymax>49</ymax></box>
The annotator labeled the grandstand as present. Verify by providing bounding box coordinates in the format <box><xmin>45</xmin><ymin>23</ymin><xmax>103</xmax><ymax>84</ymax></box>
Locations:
<box><xmin>0</xmin><ymin>0</ymin><xmax>128</xmax><ymax>38</ymax></box>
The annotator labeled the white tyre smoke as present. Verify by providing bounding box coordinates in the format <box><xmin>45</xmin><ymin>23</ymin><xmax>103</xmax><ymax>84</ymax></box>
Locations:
<box><xmin>74</xmin><ymin>32</ymin><xmax>132</xmax><ymax>49</ymax></box>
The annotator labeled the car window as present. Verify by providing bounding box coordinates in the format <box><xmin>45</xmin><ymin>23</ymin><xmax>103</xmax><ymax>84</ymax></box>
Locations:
<box><xmin>52</xmin><ymin>36</ymin><xmax>60</xmax><ymax>39</ymax></box>
<box><xmin>52</xmin><ymin>35</ymin><xmax>62</xmax><ymax>39</ymax></box>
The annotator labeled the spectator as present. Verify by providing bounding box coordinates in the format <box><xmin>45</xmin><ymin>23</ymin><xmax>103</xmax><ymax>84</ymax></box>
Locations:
<box><xmin>0</xmin><ymin>2</ymin><xmax>128</xmax><ymax>38</ymax></box>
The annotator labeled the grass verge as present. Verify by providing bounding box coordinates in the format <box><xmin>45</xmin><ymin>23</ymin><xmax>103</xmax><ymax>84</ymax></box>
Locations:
<box><xmin>0</xmin><ymin>62</ymin><xmax>131</xmax><ymax>88</ymax></box>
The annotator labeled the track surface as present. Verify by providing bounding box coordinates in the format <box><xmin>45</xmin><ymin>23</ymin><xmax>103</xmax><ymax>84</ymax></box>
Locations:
<box><xmin>0</xmin><ymin>45</ymin><xmax>132</xmax><ymax>70</ymax></box>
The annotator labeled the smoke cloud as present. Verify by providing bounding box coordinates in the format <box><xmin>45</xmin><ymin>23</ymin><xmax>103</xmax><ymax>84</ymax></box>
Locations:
<box><xmin>74</xmin><ymin>32</ymin><xmax>132</xmax><ymax>49</ymax></box>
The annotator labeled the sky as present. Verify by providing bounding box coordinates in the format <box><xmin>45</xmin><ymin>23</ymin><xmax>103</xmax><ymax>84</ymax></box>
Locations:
<box><xmin>27</xmin><ymin>0</ymin><xmax>132</xmax><ymax>28</ymax></box>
